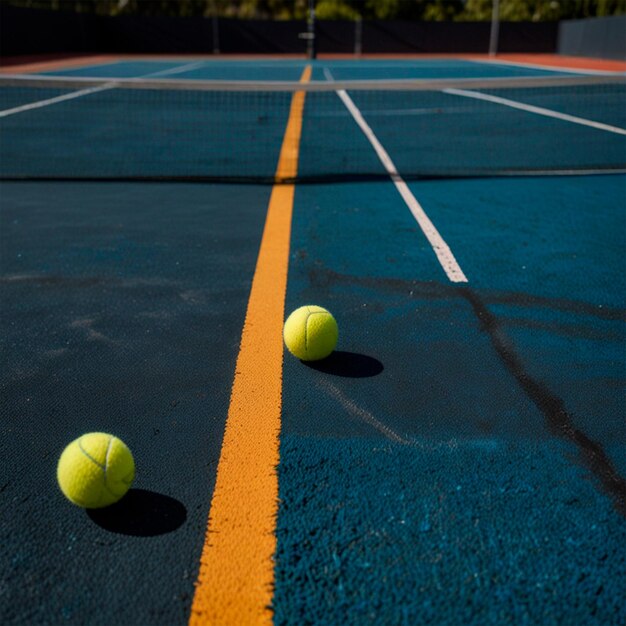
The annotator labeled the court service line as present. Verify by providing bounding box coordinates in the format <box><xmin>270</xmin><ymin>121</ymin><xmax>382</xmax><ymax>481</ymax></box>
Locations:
<box><xmin>323</xmin><ymin>67</ymin><xmax>468</xmax><ymax>283</ymax></box>
<box><xmin>140</xmin><ymin>60</ymin><xmax>208</xmax><ymax>78</ymax></box>
<box><xmin>188</xmin><ymin>65</ymin><xmax>312</xmax><ymax>626</ymax></box>
<box><xmin>0</xmin><ymin>82</ymin><xmax>116</xmax><ymax>118</ymax></box>
<box><xmin>0</xmin><ymin>60</ymin><xmax>207</xmax><ymax>118</ymax></box>
<box><xmin>443</xmin><ymin>87</ymin><xmax>626</xmax><ymax>135</ymax></box>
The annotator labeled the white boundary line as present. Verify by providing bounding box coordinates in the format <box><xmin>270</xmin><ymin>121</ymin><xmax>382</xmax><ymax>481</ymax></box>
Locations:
<box><xmin>142</xmin><ymin>60</ymin><xmax>207</xmax><ymax>78</ymax></box>
<box><xmin>443</xmin><ymin>87</ymin><xmax>626</xmax><ymax>135</ymax></box>
<box><xmin>470</xmin><ymin>57</ymin><xmax>625</xmax><ymax>76</ymax></box>
<box><xmin>324</xmin><ymin>67</ymin><xmax>468</xmax><ymax>284</ymax></box>
<box><xmin>0</xmin><ymin>83</ymin><xmax>116</xmax><ymax>118</ymax></box>
<box><xmin>0</xmin><ymin>60</ymin><xmax>208</xmax><ymax>118</ymax></box>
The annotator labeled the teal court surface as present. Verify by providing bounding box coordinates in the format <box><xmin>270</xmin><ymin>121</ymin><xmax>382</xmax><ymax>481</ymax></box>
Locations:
<box><xmin>1</xmin><ymin>56</ymin><xmax>625</xmax><ymax>625</ymax></box>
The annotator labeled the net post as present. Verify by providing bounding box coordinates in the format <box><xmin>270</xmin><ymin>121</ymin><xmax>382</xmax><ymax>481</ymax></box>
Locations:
<box><xmin>307</xmin><ymin>0</ymin><xmax>317</xmax><ymax>60</ymax></box>
<box><xmin>354</xmin><ymin>16</ymin><xmax>362</xmax><ymax>57</ymax></box>
<box><xmin>489</xmin><ymin>0</ymin><xmax>500</xmax><ymax>57</ymax></box>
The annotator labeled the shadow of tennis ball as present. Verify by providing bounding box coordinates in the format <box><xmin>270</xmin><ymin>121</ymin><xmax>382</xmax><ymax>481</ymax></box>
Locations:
<box><xmin>87</xmin><ymin>489</ymin><xmax>187</xmax><ymax>536</ymax></box>
<box><xmin>302</xmin><ymin>351</ymin><xmax>384</xmax><ymax>378</ymax></box>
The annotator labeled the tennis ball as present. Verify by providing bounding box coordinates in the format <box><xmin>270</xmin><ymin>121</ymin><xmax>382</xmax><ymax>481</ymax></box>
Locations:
<box><xmin>57</xmin><ymin>432</ymin><xmax>135</xmax><ymax>509</ymax></box>
<box><xmin>283</xmin><ymin>305</ymin><xmax>338</xmax><ymax>361</ymax></box>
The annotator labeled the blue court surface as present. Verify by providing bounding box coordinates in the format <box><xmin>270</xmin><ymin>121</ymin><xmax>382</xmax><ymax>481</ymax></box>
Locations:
<box><xmin>1</xmin><ymin>58</ymin><xmax>625</xmax><ymax>625</ymax></box>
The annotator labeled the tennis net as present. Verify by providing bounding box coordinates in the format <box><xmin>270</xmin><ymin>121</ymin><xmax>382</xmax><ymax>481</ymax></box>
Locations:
<box><xmin>1</xmin><ymin>73</ymin><xmax>624</xmax><ymax>182</ymax></box>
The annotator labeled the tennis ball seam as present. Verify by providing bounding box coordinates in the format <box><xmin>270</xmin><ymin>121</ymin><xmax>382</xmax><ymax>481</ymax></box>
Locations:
<box><xmin>103</xmin><ymin>435</ymin><xmax>114</xmax><ymax>483</ymax></box>
<box><xmin>77</xmin><ymin>435</ymin><xmax>122</xmax><ymax>504</ymax></box>
<box><xmin>303</xmin><ymin>307</ymin><xmax>315</xmax><ymax>351</ymax></box>
<box><xmin>283</xmin><ymin>305</ymin><xmax>337</xmax><ymax>361</ymax></box>
<box><xmin>77</xmin><ymin>436</ymin><xmax>107</xmax><ymax>471</ymax></box>
<box><xmin>304</xmin><ymin>310</ymin><xmax>330</xmax><ymax>353</ymax></box>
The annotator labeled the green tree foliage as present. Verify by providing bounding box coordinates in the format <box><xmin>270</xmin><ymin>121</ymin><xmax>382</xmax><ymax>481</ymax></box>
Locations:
<box><xmin>596</xmin><ymin>0</ymin><xmax>626</xmax><ymax>15</ymax></box>
<box><xmin>364</xmin><ymin>0</ymin><xmax>402</xmax><ymax>19</ymax></box>
<box><xmin>423</xmin><ymin>0</ymin><xmax>463</xmax><ymax>20</ymax></box>
<box><xmin>315</xmin><ymin>0</ymin><xmax>360</xmax><ymax>19</ymax></box>
<box><xmin>457</xmin><ymin>0</ymin><xmax>538</xmax><ymax>21</ymax></box>
<box><xmin>455</xmin><ymin>0</ymin><xmax>621</xmax><ymax>21</ymax></box>
<box><xmin>348</xmin><ymin>1</ymin><xmax>428</xmax><ymax>19</ymax></box>
<box><xmin>5</xmin><ymin>0</ymin><xmax>626</xmax><ymax>19</ymax></box>
<box><xmin>456</xmin><ymin>0</ymin><xmax>492</xmax><ymax>20</ymax></box>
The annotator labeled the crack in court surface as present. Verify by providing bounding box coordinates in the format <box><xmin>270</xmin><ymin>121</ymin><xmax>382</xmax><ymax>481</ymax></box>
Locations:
<box><xmin>306</xmin><ymin>266</ymin><xmax>626</xmax><ymax>516</ymax></box>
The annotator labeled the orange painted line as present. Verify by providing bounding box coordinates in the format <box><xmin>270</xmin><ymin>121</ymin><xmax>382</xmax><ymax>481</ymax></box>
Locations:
<box><xmin>2</xmin><ymin>52</ymin><xmax>623</xmax><ymax>72</ymax></box>
<box><xmin>110</xmin><ymin>53</ymin><xmax>308</xmax><ymax>61</ymax></box>
<box><xmin>462</xmin><ymin>52</ymin><xmax>626</xmax><ymax>72</ymax></box>
<box><xmin>188</xmin><ymin>64</ymin><xmax>311</xmax><ymax>626</ymax></box>
<box><xmin>316</xmin><ymin>53</ymin><xmax>626</xmax><ymax>72</ymax></box>
<box><xmin>486</xmin><ymin>53</ymin><xmax>626</xmax><ymax>72</ymax></box>
<box><xmin>0</xmin><ymin>55</ymin><xmax>119</xmax><ymax>74</ymax></box>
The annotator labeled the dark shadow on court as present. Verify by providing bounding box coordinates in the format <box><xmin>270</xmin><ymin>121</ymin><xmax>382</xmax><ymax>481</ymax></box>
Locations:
<box><xmin>303</xmin><ymin>351</ymin><xmax>384</xmax><ymax>378</ymax></box>
<box><xmin>87</xmin><ymin>489</ymin><xmax>187</xmax><ymax>536</ymax></box>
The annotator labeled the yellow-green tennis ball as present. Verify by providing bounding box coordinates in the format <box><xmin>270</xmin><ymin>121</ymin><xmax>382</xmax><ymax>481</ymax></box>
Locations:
<box><xmin>57</xmin><ymin>432</ymin><xmax>135</xmax><ymax>509</ymax></box>
<box><xmin>283</xmin><ymin>305</ymin><xmax>338</xmax><ymax>361</ymax></box>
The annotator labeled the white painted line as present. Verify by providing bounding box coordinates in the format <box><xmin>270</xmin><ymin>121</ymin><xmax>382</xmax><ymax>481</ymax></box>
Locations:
<box><xmin>470</xmin><ymin>57</ymin><xmax>625</xmax><ymax>76</ymax></box>
<box><xmin>503</xmin><ymin>168</ymin><xmax>626</xmax><ymax>176</ymax></box>
<box><xmin>141</xmin><ymin>60</ymin><xmax>207</xmax><ymax>78</ymax></box>
<box><xmin>359</xmin><ymin>107</ymin><xmax>466</xmax><ymax>117</ymax></box>
<box><xmin>316</xmin><ymin>62</ymin><xmax>334</xmax><ymax>77</ymax></box>
<box><xmin>0</xmin><ymin>60</ymin><xmax>208</xmax><ymax>118</ymax></box>
<box><xmin>311</xmin><ymin>107</ymin><xmax>466</xmax><ymax>118</ymax></box>
<box><xmin>0</xmin><ymin>82</ymin><xmax>116</xmax><ymax>118</ymax></box>
<box><xmin>443</xmin><ymin>87</ymin><xmax>626</xmax><ymax>135</ymax></box>
<box><xmin>324</xmin><ymin>67</ymin><xmax>468</xmax><ymax>284</ymax></box>
<box><xmin>320</xmin><ymin>379</ymin><xmax>416</xmax><ymax>446</ymax></box>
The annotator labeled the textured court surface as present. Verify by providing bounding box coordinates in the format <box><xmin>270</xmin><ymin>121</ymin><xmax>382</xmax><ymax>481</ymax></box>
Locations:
<box><xmin>1</xmin><ymin>56</ymin><xmax>625</xmax><ymax>625</ymax></box>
